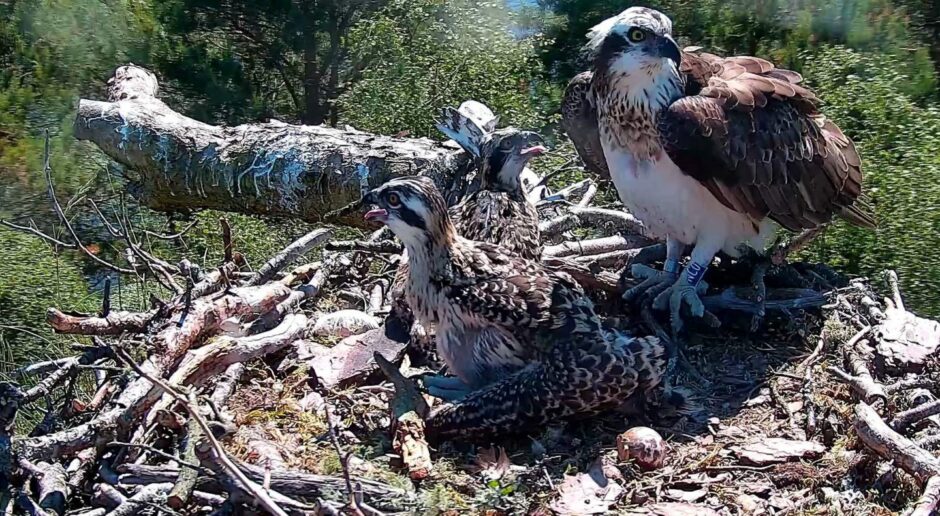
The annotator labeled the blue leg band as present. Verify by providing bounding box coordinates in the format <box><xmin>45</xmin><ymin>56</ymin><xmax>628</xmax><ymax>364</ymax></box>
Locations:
<box><xmin>686</xmin><ymin>262</ymin><xmax>706</xmax><ymax>286</ymax></box>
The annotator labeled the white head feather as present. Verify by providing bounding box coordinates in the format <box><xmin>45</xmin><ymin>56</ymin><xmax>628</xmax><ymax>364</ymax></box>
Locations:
<box><xmin>586</xmin><ymin>7</ymin><xmax>674</xmax><ymax>53</ymax></box>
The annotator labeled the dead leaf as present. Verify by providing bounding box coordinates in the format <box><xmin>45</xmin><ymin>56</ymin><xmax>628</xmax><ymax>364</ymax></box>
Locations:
<box><xmin>732</xmin><ymin>438</ymin><xmax>825</xmax><ymax>466</ymax></box>
<box><xmin>551</xmin><ymin>459</ymin><xmax>623</xmax><ymax>515</ymax></box>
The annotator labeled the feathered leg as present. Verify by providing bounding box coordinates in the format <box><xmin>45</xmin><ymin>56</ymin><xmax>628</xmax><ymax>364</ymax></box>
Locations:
<box><xmin>426</xmin><ymin>335</ymin><xmax>666</xmax><ymax>440</ymax></box>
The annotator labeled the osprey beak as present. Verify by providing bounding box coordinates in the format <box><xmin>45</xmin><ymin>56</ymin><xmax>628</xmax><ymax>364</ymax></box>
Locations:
<box><xmin>520</xmin><ymin>132</ymin><xmax>547</xmax><ymax>157</ymax></box>
<box><xmin>658</xmin><ymin>34</ymin><xmax>681</xmax><ymax>66</ymax></box>
<box><xmin>364</xmin><ymin>208</ymin><xmax>389</xmax><ymax>223</ymax></box>
<box><xmin>361</xmin><ymin>192</ymin><xmax>389</xmax><ymax>222</ymax></box>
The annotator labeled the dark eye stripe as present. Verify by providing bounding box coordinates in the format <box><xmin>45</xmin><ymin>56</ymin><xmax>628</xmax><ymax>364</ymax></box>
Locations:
<box><xmin>397</xmin><ymin>203</ymin><xmax>427</xmax><ymax>231</ymax></box>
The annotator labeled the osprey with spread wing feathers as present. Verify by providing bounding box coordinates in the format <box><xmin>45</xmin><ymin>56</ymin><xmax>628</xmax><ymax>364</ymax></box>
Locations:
<box><xmin>562</xmin><ymin>7</ymin><xmax>875</xmax><ymax>328</ymax></box>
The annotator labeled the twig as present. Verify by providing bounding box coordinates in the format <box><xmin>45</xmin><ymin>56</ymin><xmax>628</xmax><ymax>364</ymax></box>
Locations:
<box><xmin>771</xmin><ymin>226</ymin><xmax>826</xmax><ymax>265</ymax></box>
<box><xmin>45</xmin><ymin>308</ymin><xmax>157</xmax><ymax>335</ymax></box>
<box><xmin>220</xmin><ymin>217</ymin><xmax>234</xmax><ymax>263</ymax></box>
<box><xmin>578</xmin><ymin>182</ymin><xmax>597</xmax><ymax>207</ymax></box>
<box><xmin>909</xmin><ymin>476</ymin><xmax>940</xmax><ymax>516</ymax></box>
<box><xmin>248</xmin><ymin>228</ymin><xmax>332</xmax><ymax>286</ymax></box>
<box><xmin>326</xmin><ymin>240</ymin><xmax>402</xmax><ymax>254</ymax></box>
<box><xmin>542</xmin><ymin>235</ymin><xmax>648</xmax><ymax>259</ymax></box>
<box><xmin>886</xmin><ymin>270</ymin><xmax>905</xmax><ymax>311</ymax></box>
<box><xmin>142</xmin><ymin>219</ymin><xmax>199</xmax><ymax>240</ymax></box>
<box><xmin>887</xmin><ymin>378</ymin><xmax>940</xmax><ymax>395</ymax></box>
<box><xmin>324</xmin><ymin>401</ymin><xmax>365</xmax><ymax>516</ymax></box>
<box><xmin>168</xmin><ymin>399</ymin><xmax>205</xmax><ymax>509</ymax></box>
<box><xmin>0</xmin><ymin>219</ymin><xmax>76</xmax><ymax>249</ymax></box>
<box><xmin>111</xmin><ymin>347</ymin><xmax>290</xmax><ymax>516</ymax></box>
<box><xmin>539</xmin><ymin>206</ymin><xmax>648</xmax><ymax>238</ymax></box>
<box><xmin>893</xmin><ymin>400</ymin><xmax>940</xmax><ymax>433</ymax></box>
<box><xmin>106</xmin><ymin>442</ymin><xmax>209</xmax><ymax>475</ymax></box>
<box><xmin>101</xmin><ymin>278</ymin><xmax>111</xmax><ymax>318</ymax></box>
<box><xmin>40</xmin><ymin>131</ymin><xmax>135</xmax><ymax>274</ymax></box>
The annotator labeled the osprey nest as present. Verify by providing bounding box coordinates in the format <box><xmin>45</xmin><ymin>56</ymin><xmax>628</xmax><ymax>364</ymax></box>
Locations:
<box><xmin>4</xmin><ymin>123</ymin><xmax>940</xmax><ymax>516</ymax></box>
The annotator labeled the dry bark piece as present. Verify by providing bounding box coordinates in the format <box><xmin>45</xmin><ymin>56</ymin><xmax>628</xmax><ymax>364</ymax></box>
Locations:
<box><xmin>732</xmin><ymin>438</ymin><xmax>825</xmax><ymax>466</ymax></box>
<box><xmin>311</xmin><ymin>310</ymin><xmax>381</xmax><ymax>339</ymax></box>
<box><xmin>874</xmin><ymin>305</ymin><xmax>940</xmax><ymax>373</ymax></box>
<box><xmin>307</xmin><ymin>329</ymin><xmax>407</xmax><ymax>389</ymax></box>
<box><xmin>551</xmin><ymin>459</ymin><xmax>623</xmax><ymax>515</ymax></box>
<box><xmin>616</xmin><ymin>427</ymin><xmax>666</xmax><ymax>470</ymax></box>
<box><xmin>374</xmin><ymin>353</ymin><xmax>431</xmax><ymax>481</ymax></box>
<box><xmin>665</xmin><ymin>488</ymin><xmax>708</xmax><ymax>503</ymax></box>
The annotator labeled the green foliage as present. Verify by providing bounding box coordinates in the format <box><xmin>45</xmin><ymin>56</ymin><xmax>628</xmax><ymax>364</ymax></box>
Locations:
<box><xmin>0</xmin><ymin>230</ymin><xmax>97</xmax><ymax>370</ymax></box>
<box><xmin>338</xmin><ymin>0</ymin><xmax>548</xmax><ymax>136</ymax></box>
<box><xmin>534</xmin><ymin>0</ymin><xmax>936</xmax><ymax>98</ymax></box>
<box><xmin>802</xmin><ymin>46</ymin><xmax>940</xmax><ymax>316</ymax></box>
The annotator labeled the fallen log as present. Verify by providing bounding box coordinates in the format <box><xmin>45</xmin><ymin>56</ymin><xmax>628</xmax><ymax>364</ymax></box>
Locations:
<box><xmin>74</xmin><ymin>65</ymin><xmax>476</xmax><ymax>227</ymax></box>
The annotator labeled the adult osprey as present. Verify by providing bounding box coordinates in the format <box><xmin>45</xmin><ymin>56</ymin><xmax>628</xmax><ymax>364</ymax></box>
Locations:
<box><xmin>562</xmin><ymin>7</ymin><xmax>875</xmax><ymax>329</ymax></box>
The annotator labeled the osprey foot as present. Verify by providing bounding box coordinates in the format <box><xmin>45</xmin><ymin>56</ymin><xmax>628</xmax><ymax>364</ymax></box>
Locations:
<box><xmin>653</xmin><ymin>280</ymin><xmax>715</xmax><ymax>335</ymax></box>
<box><xmin>622</xmin><ymin>264</ymin><xmax>677</xmax><ymax>303</ymax></box>
<box><xmin>421</xmin><ymin>374</ymin><xmax>472</xmax><ymax>402</ymax></box>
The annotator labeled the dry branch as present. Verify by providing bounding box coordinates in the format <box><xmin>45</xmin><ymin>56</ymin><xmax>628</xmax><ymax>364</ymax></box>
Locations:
<box><xmin>46</xmin><ymin>309</ymin><xmax>157</xmax><ymax>335</ymax></box>
<box><xmin>542</xmin><ymin>235</ymin><xmax>650</xmax><ymax>259</ymax></box>
<box><xmin>909</xmin><ymin>476</ymin><xmax>940</xmax><ymax>516</ymax></box>
<box><xmin>854</xmin><ymin>402</ymin><xmax>940</xmax><ymax>483</ymax></box>
<box><xmin>540</xmin><ymin>206</ymin><xmax>649</xmax><ymax>238</ymax></box>
<box><xmin>74</xmin><ymin>65</ymin><xmax>476</xmax><ymax>226</ymax></box>
<box><xmin>248</xmin><ymin>228</ymin><xmax>332</xmax><ymax>286</ymax></box>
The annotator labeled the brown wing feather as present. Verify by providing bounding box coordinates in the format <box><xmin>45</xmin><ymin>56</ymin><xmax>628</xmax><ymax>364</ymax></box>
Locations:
<box><xmin>660</xmin><ymin>48</ymin><xmax>876</xmax><ymax>231</ymax></box>
<box><xmin>562</xmin><ymin>71</ymin><xmax>610</xmax><ymax>179</ymax></box>
<box><xmin>445</xmin><ymin>242</ymin><xmax>602</xmax><ymax>340</ymax></box>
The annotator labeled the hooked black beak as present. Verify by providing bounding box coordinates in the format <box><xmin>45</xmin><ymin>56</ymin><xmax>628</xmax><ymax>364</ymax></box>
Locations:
<box><xmin>520</xmin><ymin>131</ymin><xmax>547</xmax><ymax>158</ymax></box>
<box><xmin>360</xmin><ymin>191</ymin><xmax>390</xmax><ymax>223</ymax></box>
<box><xmin>657</xmin><ymin>34</ymin><xmax>681</xmax><ymax>65</ymax></box>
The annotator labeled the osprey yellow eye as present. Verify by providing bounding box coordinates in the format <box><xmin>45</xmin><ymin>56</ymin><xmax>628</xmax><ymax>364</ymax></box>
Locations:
<box><xmin>627</xmin><ymin>28</ymin><xmax>646</xmax><ymax>43</ymax></box>
<box><xmin>387</xmin><ymin>192</ymin><xmax>401</xmax><ymax>207</ymax></box>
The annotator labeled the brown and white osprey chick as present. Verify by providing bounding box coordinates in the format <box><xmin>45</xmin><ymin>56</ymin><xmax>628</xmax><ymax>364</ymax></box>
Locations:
<box><xmin>563</xmin><ymin>7</ymin><xmax>875</xmax><ymax>331</ymax></box>
<box><xmin>385</xmin><ymin>108</ymin><xmax>546</xmax><ymax>342</ymax></box>
<box><xmin>362</xmin><ymin>176</ymin><xmax>667</xmax><ymax>439</ymax></box>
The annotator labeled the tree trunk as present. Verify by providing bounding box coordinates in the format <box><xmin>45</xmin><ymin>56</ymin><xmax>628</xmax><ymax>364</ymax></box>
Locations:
<box><xmin>302</xmin><ymin>0</ymin><xmax>323</xmax><ymax>125</ymax></box>
<box><xmin>73</xmin><ymin>65</ymin><xmax>474</xmax><ymax>228</ymax></box>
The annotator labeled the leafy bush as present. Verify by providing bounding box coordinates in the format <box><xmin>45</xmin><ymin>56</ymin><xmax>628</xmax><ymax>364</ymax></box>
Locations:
<box><xmin>803</xmin><ymin>46</ymin><xmax>940</xmax><ymax>317</ymax></box>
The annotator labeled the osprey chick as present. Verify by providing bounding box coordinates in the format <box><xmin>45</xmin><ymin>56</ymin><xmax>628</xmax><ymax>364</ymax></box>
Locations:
<box><xmin>563</xmin><ymin>7</ymin><xmax>875</xmax><ymax>330</ymax></box>
<box><xmin>362</xmin><ymin>176</ymin><xmax>667</xmax><ymax>439</ymax></box>
<box><xmin>385</xmin><ymin>108</ymin><xmax>546</xmax><ymax>343</ymax></box>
